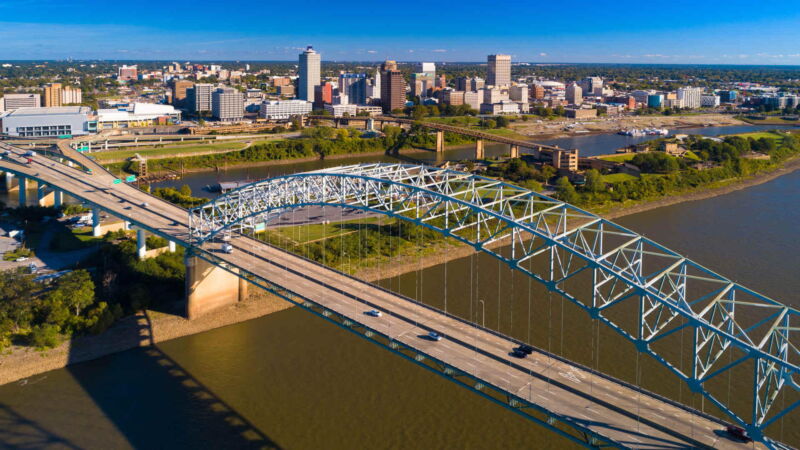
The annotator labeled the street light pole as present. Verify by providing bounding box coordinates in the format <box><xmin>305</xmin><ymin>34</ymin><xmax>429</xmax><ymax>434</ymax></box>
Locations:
<box><xmin>478</xmin><ymin>299</ymin><xmax>485</xmax><ymax>328</ymax></box>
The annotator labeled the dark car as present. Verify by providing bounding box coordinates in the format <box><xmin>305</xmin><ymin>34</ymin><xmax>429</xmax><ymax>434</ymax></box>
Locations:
<box><xmin>516</xmin><ymin>344</ymin><xmax>534</xmax><ymax>355</ymax></box>
<box><xmin>726</xmin><ymin>425</ymin><xmax>752</xmax><ymax>443</ymax></box>
<box><xmin>511</xmin><ymin>349</ymin><xmax>527</xmax><ymax>358</ymax></box>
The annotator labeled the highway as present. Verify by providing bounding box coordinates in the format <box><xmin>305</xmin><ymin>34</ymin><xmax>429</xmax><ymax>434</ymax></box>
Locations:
<box><xmin>0</xmin><ymin>141</ymin><xmax>760</xmax><ymax>449</ymax></box>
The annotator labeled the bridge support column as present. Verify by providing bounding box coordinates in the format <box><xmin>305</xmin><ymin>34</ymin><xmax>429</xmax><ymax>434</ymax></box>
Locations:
<box><xmin>185</xmin><ymin>255</ymin><xmax>249</xmax><ymax>319</ymax></box>
<box><xmin>36</xmin><ymin>181</ymin><xmax>55</xmax><ymax>207</ymax></box>
<box><xmin>92</xmin><ymin>208</ymin><xmax>102</xmax><ymax>237</ymax></box>
<box><xmin>435</xmin><ymin>130</ymin><xmax>445</xmax><ymax>153</ymax></box>
<box><xmin>18</xmin><ymin>176</ymin><xmax>27</xmax><ymax>206</ymax></box>
<box><xmin>136</xmin><ymin>228</ymin><xmax>146</xmax><ymax>260</ymax></box>
<box><xmin>510</xmin><ymin>145</ymin><xmax>520</xmax><ymax>158</ymax></box>
<box><xmin>366</xmin><ymin>118</ymin><xmax>375</xmax><ymax>132</ymax></box>
<box><xmin>2</xmin><ymin>172</ymin><xmax>16</xmax><ymax>192</ymax></box>
<box><xmin>168</xmin><ymin>240</ymin><xmax>176</xmax><ymax>252</ymax></box>
<box><xmin>53</xmin><ymin>190</ymin><xmax>63</xmax><ymax>208</ymax></box>
<box><xmin>475</xmin><ymin>139</ymin><xmax>485</xmax><ymax>159</ymax></box>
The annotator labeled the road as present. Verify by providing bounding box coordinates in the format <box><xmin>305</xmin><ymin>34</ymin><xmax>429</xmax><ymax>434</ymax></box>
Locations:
<box><xmin>0</xmin><ymin>141</ymin><xmax>761</xmax><ymax>449</ymax></box>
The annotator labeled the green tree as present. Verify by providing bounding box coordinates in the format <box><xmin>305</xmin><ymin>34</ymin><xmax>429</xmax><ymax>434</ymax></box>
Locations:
<box><xmin>555</xmin><ymin>177</ymin><xmax>579</xmax><ymax>204</ymax></box>
<box><xmin>584</xmin><ymin>169</ymin><xmax>605</xmax><ymax>193</ymax></box>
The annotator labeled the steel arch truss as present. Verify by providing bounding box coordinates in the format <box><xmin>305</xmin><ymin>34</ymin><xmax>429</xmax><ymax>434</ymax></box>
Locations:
<box><xmin>189</xmin><ymin>163</ymin><xmax>800</xmax><ymax>446</ymax></box>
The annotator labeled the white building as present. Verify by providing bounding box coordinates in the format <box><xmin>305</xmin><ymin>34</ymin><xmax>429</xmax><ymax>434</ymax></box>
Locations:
<box><xmin>0</xmin><ymin>93</ymin><xmax>41</xmax><ymax>112</ymax></box>
<box><xmin>298</xmin><ymin>46</ymin><xmax>321</xmax><ymax>102</ymax></box>
<box><xmin>1</xmin><ymin>106</ymin><xmax>93</xmax><ymax>137</ymax></box>
<box><xmin>677</xmin><ymin>87</ymin><xmax>704</xmax><ymax>109</ymax></box>
<box><xmin>480</xmin><ymin>100</ymin><xmax>520</xmax><ymax>115</ymax></box>
<box><xmin>631</xmin><ymin>90</ymin><xmax>654</xmax><ymax>105</ymax></box>
<box><xmin>482</xmin><ymin>87</ymin><xmax>507</xmax><ymax>105</ymax></box>
<box><xmin>61</xmin><ymin>87</ymin><xmax>82</xmax><ymax>105</ymax></box>
<box><xmin>96</xmin><ymin>103</ymin><xmax>181</xmax><ymax>130</ymax></box>
<box><xmin>700</xmin><ymin>95</ymin><xmax>721</xmax><ymax>108</ymax></box>
<box><xmin>566</xmin><ymin>83</ymin><xmax>583</xmax><ymax>105</ymax></box>
<box><xmin>579</xmin><ymin>77</ymin><xmax>603</xmax><ymax>96</ymax></box>
<box><xmin>259</xmin><ymin>100</ymin><xmax>312</xmax><ymax>120</ymax></box>
<box><xmin>324</xmin><ymin>104</ymin><xmax>358</xmax><ymax>117</ymax></box>
<box><xmin>212</xmin><ymin>87</ymin><xmax>244</xmax><ymax>121</ymax></box>
<box><xmin>509</xmin><ymin>85</ymin><xmax>529</xmax><ymax>102</ymax></box>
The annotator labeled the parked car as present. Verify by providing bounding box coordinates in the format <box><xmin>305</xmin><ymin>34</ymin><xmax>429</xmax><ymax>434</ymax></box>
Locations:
<box><xmin>428</xmin><ymin>331</ymin><xmax>442</xmax><ymax>341</ymax></box>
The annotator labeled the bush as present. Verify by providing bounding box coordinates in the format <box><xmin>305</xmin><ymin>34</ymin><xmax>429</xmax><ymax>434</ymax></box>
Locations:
<box><xmin>29</xmin><ymin>324</ymin><xmax>61</xmax><ymax>349</ymax></box>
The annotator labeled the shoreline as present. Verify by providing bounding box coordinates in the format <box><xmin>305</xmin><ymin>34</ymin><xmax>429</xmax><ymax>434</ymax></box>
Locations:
<box><xmin>3</xmin><ymin>127</ymin><xmax>798</xmax><ymax>386</ymax></box>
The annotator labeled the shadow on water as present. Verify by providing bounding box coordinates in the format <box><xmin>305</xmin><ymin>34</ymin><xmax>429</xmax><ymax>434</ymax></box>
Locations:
<box><xmin>0</xmin><ymin>403</ymin><xmax>81</xmax><ymax>449</ymax></box>
<box><xmin>58</xmin><ymin>311</ymin><xmax>282</xmax><ymax>449</ymax></box>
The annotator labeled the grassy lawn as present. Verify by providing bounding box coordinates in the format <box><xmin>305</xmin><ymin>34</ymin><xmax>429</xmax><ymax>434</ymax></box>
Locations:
<box><xmin>49</xmin><ymin>226</ymin><xmax>105</xmax><ymax>252</ymax></box>
<box><xmin>598</xmin><ymin>153</ymin><xmax>636</xmax><ymax>163</ymax></box>
<box><xmin>95</xmin><ymin>141</ymin><xmax>249</xmax><ymax>161</ymax></box>
<box><xmin>601</xmin><ymin>173</ymin><xmax>638</xmax><ymax>183</ymax></box>
<box><xmin>741</xmin><ymin>116</ymin><xmax>800</xmax><ymax>125</ymax></box>
<box><xmin>683</xmin><ymin>150</ymin><xmax>702</xmax><ymax>161</ymax></box>
<box><xmin>727</xmin><ymin>131</ymin><xmax>785</xmax><ymax>140</ymax></box>
<box><xmin>269</xmin><ymin>216</ymin><xmax>384</xmax><ymax>245</ymax></box>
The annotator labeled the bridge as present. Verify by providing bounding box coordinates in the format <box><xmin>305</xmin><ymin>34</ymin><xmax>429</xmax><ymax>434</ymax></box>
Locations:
<box><xmin>0</xmin><ymin>142</ymin><xmax>796</xmax><ymax>448</ymax></box>
<box><xmin>306</xmin><ymin>115</ymin><xmax>579</xmax><ymax>168</ymax></box>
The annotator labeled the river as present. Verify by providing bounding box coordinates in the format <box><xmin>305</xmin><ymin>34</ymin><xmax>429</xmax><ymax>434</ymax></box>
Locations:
<box><xmin>0</xmin><ymin>126</ymin><xmax>798</xmax><ymax>448</ymax></box>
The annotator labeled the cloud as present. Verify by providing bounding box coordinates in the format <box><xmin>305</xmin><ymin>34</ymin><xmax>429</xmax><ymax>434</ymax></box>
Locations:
<box><xmin>407</xmin><ymin>49</ymin><xmax>415</xmax><ymax>53</ymax></box>
<box><xmin>367</xmin><ymin>50</ymin><xmax>377</xmax><ymax>54</ymax></box>
<box><xmin>539</xmin><ymin>52</ymin><xmax>547</xmax><ymax>57</ymax></box>
<box><xmin>643</xmin><ymin>54</ymin><xmax>668</xmax><ymax>58</ymax></box>
<box><xmin>432</xmin><ymin>49</ymin><xmax>447</xmax><ymax>53</ymax></box>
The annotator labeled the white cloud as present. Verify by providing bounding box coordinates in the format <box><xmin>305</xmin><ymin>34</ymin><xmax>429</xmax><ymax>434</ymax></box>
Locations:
<box><xmin>539</xmin><ymin>52</ymin><xmax>547</xmax><ymax>57</ymax></box>
<box><xmin>367</xmin><ymin>50</ymin><xmax>377</xmax><ymax>54</ymax></box>
<box><xmin>407</xmin><ymin>49</ymin><xmax>415</xmax><ymax>53</ymax></box>
<box><xmin>432</xmin><ymin>49</ymin><xmax>447</xmax><ymax>53</ymax></box>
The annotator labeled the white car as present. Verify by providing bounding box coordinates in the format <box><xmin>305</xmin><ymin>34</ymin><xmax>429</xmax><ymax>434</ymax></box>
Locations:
<box><xmin>365</xmin><ymin>309</ymin><xmax>382</xmax><ymax>317</ymax></box>
<box><xmin>221</xmin><ymin>243</ymin><xmax>234</xmax><ymax>254</ymax></box>
<box><xmin>15</xmin><ymin>257</ymin><xmax>29</xmax><ymax>262</ymax></box>
<box><xmin>428</xmin><ymin>331</ymin><xmax>442</xmax><ymax>341</ymax></box>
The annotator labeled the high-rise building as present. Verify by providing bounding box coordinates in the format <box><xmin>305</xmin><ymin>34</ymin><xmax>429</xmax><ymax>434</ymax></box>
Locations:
<box><xmin>411</xmin><ymin>73</ymin><xmax>434</xmax><ymax>98</ymax></box>
<box><xmin>416</xmin><ymin>62</ymin><xmax>436</xmax><ymax>77</ymax></box>
<box><xmin>487</xmin><ymin>54</ymin><xmax>511</xmax><ymax>87</ymax></box>
<box><xmin>482</xmin><ymin>87</ymin><xmax>507</xmax><ymax>105</ymax></box>
<box><xmin>61</xmin><ymin>86</ymin><xmax>82</xmax><ymax>105</ymax></box>
<box><xmin>43</xmin><ymin>83</ymin><xmax>63</xmax><ymax>107</ymax></box>
<box><xmin>298</xmin><ymin>46</ymin><xmax>321</xmax><ymax>102</ymax></box>
<box><xmin>370</xmin><ymin>69</ymin><xmax>381</xmax><ymax>100</ymax></box>
<box><xmin>187</xmin><ymin>83</ymin><xmax>214</xmax><ymax>113</ymax></box>
<box><xmin>212</xmin><ymin>87</ymin><xmax>244</xmax><ymax>121</ymax></box>
<box><xmin>509</xmin><ymin>85</ymin><xmax>529</xmax><ymax>102</ymax></box>
<box><xmin>531</xmin><ymin>84</ymin><xmax>545</xmax><ymax>99</ymax></box>
<box><xmin>314</xmin><ymin>82</ymin><xmax>333</xmax><ymax>110</ymax></box>
<box><xmin>719</xmin><ymin>90</ymin><xmax>738</xmax><ymax>103</ymax></box>
<box><xmin>435</xmin><ymin>74</ymin><xmax>447</xmax><ymax>89</ymax></box>
<box><xmin>677</xmin><ymin>87</ymin><xmax>703</xmax><ymax>109</ymax></box>
<box><xmin>566</xmin><ymin>83</ymin><xmax>583</xmax><ymax>105</ymax></box>
<box><xmin>172</xmin><ymin>80</ymin><xmax>194</xmax><ymax>106</ymax></box>
<box><xmin>118</xmin><ymin>65</ymin><xmax>138</xmax><ymax>81</ymax></box>
<box><xmin>338</xmin><ymin>73</ymin><xmax>367</xmax><ymax>104</ymax></box>
<box><xmin>579</xmin><ymin>77</ymin><xmax>603</xmax><ymax>96</ymax></box>
<box><xmin>380</xmin><ymin>60</ymin><xmax>405</xmax><ymax>113</ymax></box>
<box><xmin>0</xmin><ymin>93</ymin><xmax>41</xmax><ymax>112</ymax></box>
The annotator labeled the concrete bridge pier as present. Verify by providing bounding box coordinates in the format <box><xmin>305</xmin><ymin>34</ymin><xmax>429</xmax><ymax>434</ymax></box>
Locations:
<box><xmin>510</xmin><ymin>145</ymin><xmax>520</xmax><ymax>158</ymax></box>
<box><xmin>36</xmin><ymin>181</ymin><xmax>55</xmax><ymax>207</ymax></box>
<box><xmin>92</xmin><ymin>208</ymin><xmax>102</xmax><ymax>237</ymax></box>
<box><xmin>435</xmin><ymin>130</ymin><xmax>445</xmax><ymax>153</ymax></box>
<box><xmin>185</xmin><ymin>255</ymin><xmax>249</xmax><ymax>319</ymax></box>
<box><xmin>2</xmin><ymin>172</ymin><xmax>17</xmax><ymax>192</ymax></box>
<box><xmin>53</xmin><ymin>189</ymin><xmax>63</xmax><ymax>208</ymax></box>
<box><xmin>168</xmin><ymin>240</ymin><xmax>177</xmax><ymax>252</ymax></box>
<box><xmin>366</xmin><ymin>118</ymin><xmax>375</xmax><ymax>132</ymax></box>
<box><xmin>18</xmin><ymin>176</ymin><xmax>27</xmax><ymax>206</ymax></box>
<box><xmin>136</xmin><ymin>228</ymin><xmax>146</xmax><ymax>260</ymax></box>
<box><xmin>475</xmin><ymin>139</ymin><xmax>485</xmax><ymax>159</ymax></box>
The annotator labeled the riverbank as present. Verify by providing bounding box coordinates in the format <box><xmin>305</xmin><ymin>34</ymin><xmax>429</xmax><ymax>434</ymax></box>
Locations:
<box><xmin>0</xmin><ymin>290</ymin><xmax>293</xmax><ymax>386</ymax></box>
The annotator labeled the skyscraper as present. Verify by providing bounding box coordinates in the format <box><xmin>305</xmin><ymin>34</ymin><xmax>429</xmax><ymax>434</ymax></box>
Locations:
<box><xmin>43</xmin><ymin>83</ymin><xmax>62</xmax><ymax>107</ymax></box>
<box><xmin>566</xmin><ymin>83</ymin><xmax>583</xmax><ymax>105</ymax></box>
<box><xmin>299</xmin><ymin>46</ymin><xmax>321</xmax><ymax>102</ymax></box>
<box><xmin>338</xmin><ymin>73</ymin><xmax>367</xmax><ymax>104</ymax></box>
<box><xmin>172</xmin><ymin>80</ymin><xmax>194</xmax><ymax>106</ymax></box>
<box><xmin>380</xmin><ymin>60</ymin><xmax>405</xmax><ymax>113</ymax></box>
<box><xmin>187</xmin><ymin>83</ymin><xmax>214</xmax><ymax>113</ymax></box>
<box><xmin>487</xmin><ymin>54</ymin><xmax>511</xmax><ymax>87</ymax></box>
<box><xmin>212</xmin><ymin>87</ymin><xmax>244</xmax><ymax>121</ymax></box>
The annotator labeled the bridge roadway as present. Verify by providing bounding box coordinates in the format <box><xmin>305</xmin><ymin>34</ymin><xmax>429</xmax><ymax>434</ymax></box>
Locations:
<box><xmin>0</xmin><ymin>142</ymin><xmax>757</xmax><ymax>449</ymax></box>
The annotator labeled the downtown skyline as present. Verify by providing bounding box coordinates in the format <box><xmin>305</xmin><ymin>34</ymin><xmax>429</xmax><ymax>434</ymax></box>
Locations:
<box><xmin>1</xmin><ymin>0</ymin><xmax>800</xmax><ymax>64</ymax></box>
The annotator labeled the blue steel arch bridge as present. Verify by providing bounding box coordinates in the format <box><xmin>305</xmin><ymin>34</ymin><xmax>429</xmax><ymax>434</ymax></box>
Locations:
<box><xmin>0</xmin><ymin>140</ymin><xmax>796</xmax><ymax>449</ymax></box>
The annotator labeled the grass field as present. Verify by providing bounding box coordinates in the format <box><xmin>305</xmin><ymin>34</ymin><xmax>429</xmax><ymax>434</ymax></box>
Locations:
<box><xmin>601</xmin><ymin>173</ymin><xmax>638</xmax><ymax>183</ymax></box>
<box><xmin>727</xmin><ymin>131</ymin><xmax>785</xmax><ymax>140</ymax></box>
<box><xmin>94</xmin><ymin>141</ymin><xmax>257</xmax><ymax>161</ymax></box>
<box><xmin>268</xmin><ymin>217</ymin><xmax>384</xmax><ymax>245</ymax></box>
<box><xmin>741</xmin><ymin>116</ymin><xmax>800</xmax><ymax>125</ymax></box>
<box><xmin>683</xmin><ymin>150</ymin><xmax>702</xmax><ymax>161</ymax></box>
<box><xmin>597</xmin><ymin>153</ymin><xmax>636</xmax><ymax>163</ymax></box>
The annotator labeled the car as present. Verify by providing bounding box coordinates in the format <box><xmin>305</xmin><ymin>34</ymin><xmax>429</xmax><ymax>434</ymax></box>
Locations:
<box><xmin>365</xmin><ymin>309</ymin><xmax>382</xmax><ymax>317</ymax></box>
<box><xmin>221</xmin><ymin>243</ymin><xmax>234</xmax><ymax>254</ymax></box>
<box><xmin>428</xmin><ymin>331</ymin><xmax>442</xmax><ymax>341</ymax></box>
<box><xmin>15</xmin><ymin>257</ymin><xmax>29</xmax><ymax>262</ymax></box>
<box><xmin>511</xmin><ymin>349</ymin><xmax>528</xmax><ymax>358</ymax></box>
<box><xmin>725</xmin><ymin>425</ymin><xmax>752</xmax><ymax>443</ymax></box>
<box><xmin>142</xmin><ymin>202</ymin><xmax>149</xmax><ymax>207</ymax></box>
<box><xmin>517</xmin><ymin>344</ymin><xmax>534</xmax><ymax>355</ymax></box>
<box><xmin>23</xmin><ymin>151</ymin><xmax>35</xmax><ymax>157</ymax></box>
<box><xmin>0</xmin><ymin>151</ymin><xmax>9</xmax><ymax>158</ymax></box>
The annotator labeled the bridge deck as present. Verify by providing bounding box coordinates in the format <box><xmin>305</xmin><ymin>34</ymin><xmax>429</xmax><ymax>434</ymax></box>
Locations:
<box><xmin>0</xmin><ymin>141</ymin><xmax>758</xmax><ymax>449</ymax></box>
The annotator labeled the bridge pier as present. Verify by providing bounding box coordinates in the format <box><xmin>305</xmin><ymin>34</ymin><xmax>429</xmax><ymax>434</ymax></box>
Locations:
<box><xmin>1</xmin><ymin>172</ymin><xmax>16</xmax><ymax>192</ymax></box>
<box><xmin>53</xmin><ymin>189</ymin><xmax>63</xmax><ymax>208</ymax></box>
<box><xmin>435</xmin><ymin>130</ymin><xmax>445</xmax><ymax>153</ymax></box>
<box><xmin>510</xmin><ymin>145</ymin><xmax>520</xmax><ymax>158</ymax></box>
<box><xmin>169</xmin><ymin>240</ymin><xmax>177</xmax><ymax>252</ymax></box>
<box><xmin>185</xmin><ymin>255</ymin><xmax>249</xmax><ymax>319</ymax></box>
<box><xmin>92</xmin><ymin>208</ymin><xmax>102</xmax><ymax>237</ymax></box>
<box><xmin>136</xmin><ymin>228</ymin><xmax>146</xmax><ymax>260</ymax></box>
<box><xmin>18</xmin><ymin>176</ymin><xmax>27</xmax><ymax>206</ymax></box>
<box><xmin>475</xmin><ymin>139</ymin><xmax>485</xmax><ymax>159</ymax></box>
<box><xmin>36</xmin><ymin>181</ymin><xmax>55</xmax><ymax>207</ymax></box>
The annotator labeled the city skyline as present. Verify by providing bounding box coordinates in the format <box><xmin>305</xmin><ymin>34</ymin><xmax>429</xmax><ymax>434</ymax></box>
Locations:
<box><xmin>1</xmin><ymin>0</ymin><xmax>800</xmax><ymax>64</ymax></box>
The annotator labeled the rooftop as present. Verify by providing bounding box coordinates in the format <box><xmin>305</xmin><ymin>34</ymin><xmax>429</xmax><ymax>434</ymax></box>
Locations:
<box><xmin>3</xmin><ymin>106</ymin><xmax>90</xmax><ymax>117</ymax></box>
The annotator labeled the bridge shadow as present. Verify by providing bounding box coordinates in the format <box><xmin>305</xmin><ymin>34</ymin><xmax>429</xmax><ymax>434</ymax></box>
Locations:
<box><xmin>59</xmin><ymin>310</ymin><xmax>282</xmax><ymax>449</ymax></box>
<box><xmin>0</xmin><ymin>403</ymin><xmax>81</xmax><ymax>449</ymax></box>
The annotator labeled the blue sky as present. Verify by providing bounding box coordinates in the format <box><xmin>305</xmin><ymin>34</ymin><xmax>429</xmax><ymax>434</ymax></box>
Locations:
<box><xmin>2</xmin><ymin>0</ymin><xmax>800</xmax><ymax>64</ymax></box>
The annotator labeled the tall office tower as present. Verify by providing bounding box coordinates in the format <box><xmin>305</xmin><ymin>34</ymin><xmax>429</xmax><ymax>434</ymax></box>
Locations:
<box><xmin>566</xmin><ymin>82</ymin><xmax>583</xmax><ymax>105</ymax></box>
<box><xmin>470</xmin><ymin>77</ymin><xmax>485</xmax><ymax>91</ymax></box>
<box><xmin>509</xmin><ymin>85</ymin><xmax>528</xmax><ymax>102</ymax></box>
<box><xmin>0</xmin><ymin>93</ymin><xmax>41</xmax><ymax>112</ymax></box>
<box><xmin>338</xmin><ymin>73</ymin><xmax>367</xmax><ymax>104</ymax></box>
<box><xmin>455</xmin><ymin>77</ymin><xmax>469</xmax><ymax>91</ymax></box>
<box><xmin>416</xmin><ymin>62</ymin><xmax>436</xmax><ymax>77</ymax></box>
<box><xmin>298</xmin><ymin>46</ymin><xmax>321</xmax><ymax>101</ymax></box>
<box><xmin>61</xmin><ymin>87</ymin><xmax>82</xmax><ymax>104</ymax></box>
<box><xmin>531</xmin><ymin>84</ymin><xmax>545</xmax><ymax>99</ymax></box>
<box><xmin>172</xmin><ymin>80</ymin><xmax>194</xmax><ymax>106</ymax></box>
<box><xmin>411</xmin><ymin>73</ymin><xmax>434</xmax><ymax>98</ymax></box>
<box><xmin>380</xmin><ymin>60</ymin><xmax>405</xmax><ymax>113</ymax></box>
<box><xmin>212</xmin><ymin>87</ymin><xmax>244</xmax><ymax>121</ymax></box>
<box><xmin>579</xmin><ymin>77</ymin><xmax>604</xmax><ymax>96</ymax></box>
<box><xmin>677</xmin><ymin>87</ymin><xmax>703</xmax><ymax>109</ymax></box>
<box><xmin>117</xmin><ymin>65</ymin><xmax>138</xmax><ymax>81</ymax></box>
<box><xmin>487</xmin><ymin>54</ymin><xmax>511</xmax><ymax>87</ymax></box>
<box><xmin>43</xmin><ymin>83</ymin><xmax>63</xmax><ymax>107</ymax></box>
<box><xmin>371</xmin><ymin>68</ymin><xmax>381</xmax><ymax>100</ymax></box>
<box><xmin>187</xmin><ymin>83</ymin><xmax>214</xmax><ymax>112</ymax></box>
<box><xmin>314</xmin><ymin>82</ymin><xmax>333</xmax><ymax>109</ymax></box>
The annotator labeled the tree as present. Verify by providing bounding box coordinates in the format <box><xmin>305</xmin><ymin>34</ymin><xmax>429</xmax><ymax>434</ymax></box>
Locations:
<box><xmin>495</xmin><ymin>116</ymin><xmax>510</xmax><ymax>128</ymax></box>
<box><xmin>179</xmin><ymin>184</ymin><xmax>192</xmax><ymax>196</ymax></box>
<box><xmin>555</xmin><ymin>177</ymin><xmax>580</xmax><ymax>204</ymax></box>
<box><xmin>584</xmin><ymin>169</ymin><xmax>605</xmax><ymax>193</ymax></box>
